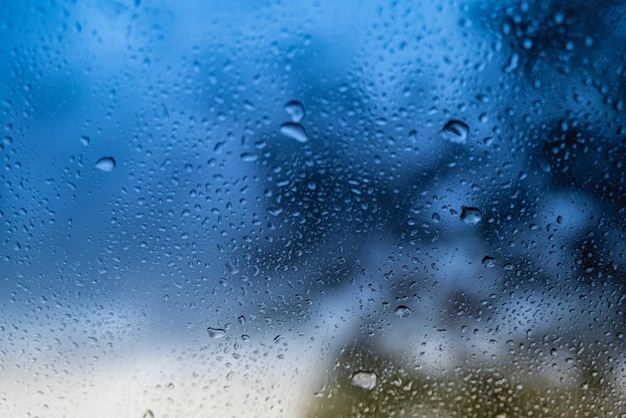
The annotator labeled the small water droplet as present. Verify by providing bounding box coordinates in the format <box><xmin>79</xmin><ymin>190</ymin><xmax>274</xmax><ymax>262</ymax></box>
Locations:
<box><xmin>554</xmin><ymin>12</ymin><xmax>565</xmax><ymax>25</ymax></box>
<box><xmin>351</xmin><ymin>371</ymin><xmax>377</xmax><ymax>390</ymax></box>
<box><xmin>522</xmin><ymin>38</ymin><xmax>533</xmax><ymax>49</ymax></box>
<box><xmin>207</xmin><ymin>327</ymin><xmax>226</xmax><ymax>339</ymax></box>
<box><xmin>441</xmin><ymin>120</ymin><xmax>469</xmax><ymax>144</ymax></box>
<box><xmin>482</xmin><ymin>256</ymin><xmax>496</xmax><ymax>268</ymax></box>
<box><xmin>460</xmin><ymin>206</ymin><xmax>482</xmax><ymax>225</ymax></box>
<box><xmin>80</xmin><ymin>135</ymin><xmax>90</xmax><ymax>146</ymax></box>
<box><xmin>504</xmin><ymin>52</ymin><xmax>519</xmax><ymax>73</ymax></box>
<box><xmin>279</xmin><ymin>122</ymin><xmax>308</xmax><ymax>143</ymax></box>
<box><xmin>394</xmin><ymin>306</ymin><xmax>411</xmax><ymax>318</ymax></box>
<box><xmin>142</xmin><ymin>410</ymin><xmax>155</xmax><ymax>418</ymax></box>
<box><xmin>95</xmin><ymin>157</ymin><xmax>115</xmax><ymax>172</ymax></box>
<box><xmin>240</xmin><ymin>152</ymin><xmax>258</xmax><ymax>162</ymax></box>
<box><xmin>238</xmin><ymin>315</ymin><xmax>246</xmax><ymax>325</ymax></box>
<box><xmin>285</xmin><ymin>100</ymin><xmax>305</xmax><ymax>123</ymax></box>
<box><xmin>268</xmin><ymin>207</ymin><xmax>283</xmax><ymax>216</ymax></box>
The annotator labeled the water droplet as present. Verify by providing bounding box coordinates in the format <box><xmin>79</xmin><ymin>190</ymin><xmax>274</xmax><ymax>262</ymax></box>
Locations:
<box><xmin>95</xmin><ymin>157</ymin><xmax>116</xmax><ymax>172</ymax></box>
<box><xmin>279</xmin><ymin>122</ymin><xmax>308</xmax><ymax>143</ymax></box>
<box><xmin>238</xmin><ymin>315</ymin><xmax>246</xmax><ymax>325</ymax></box>
<box><xmin>394</xmin><ymin>305</ymin><xmax>411</xmax><ymax>318</ymax></box>
<box><xmin>240</xmin><ymin>152</ymin><xmax>258</xmax><ymax>162</ymax></box>
<box><xmin>522</xmin><ymin>38</ymin><xmax>533</xmax><ymax>50</ymax></box>
<box><xmin>482</xmin><ymin>256</ymin><xmax>496</xmax><ymax>268</ymax></box>
<box><xmin>142</xmin><ymin>410</ymin><xmax>155</xmax><ymax>418</ymax></box>
<box><xmin>441</xmin><ymin>120</ymin><xmax>469</xmax><ymax>144</ymax></box>
<box><xmin>503</xmin><ymin>52</ymin><xmax>519</xmax><ymax>73</ymax></box>
<box><xmin>80</xmin><ymin>135</ymin><xmax>90</xmax><ymax>146</ymax></box>
<box><xmin>207</xmin><ymin>327</ymin><xmax>226</xmax><ymax>339</ymax></box>
<box><xmin>351</xmin><ymin>371</ymin><xmax>377</xmax><ymax>390</ymax></box>
<box><xmin>285</xmin><ymin>100</ymin><xmax>305</xmax><ymax>123</ymax></box>
<box><xmin>554</xmin><ymin>12</ymin><xmax>565</xmax><ymax>25</ymax></box>
<box><xmin>268</xmin><ymin>207</ymin><xmax>283</xmax><ymax>216</ymax></box>
<box><xmin>460</xmin><ymin>206</ymin><xmax>482</xmax><ymax>225</ymax></box>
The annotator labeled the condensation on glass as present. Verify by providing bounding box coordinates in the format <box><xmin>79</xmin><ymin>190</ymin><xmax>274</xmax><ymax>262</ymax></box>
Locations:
<box><xmin>1</xmin><ymin>1</ymin><xmax>625</xmax><ymax>417</ymax></box>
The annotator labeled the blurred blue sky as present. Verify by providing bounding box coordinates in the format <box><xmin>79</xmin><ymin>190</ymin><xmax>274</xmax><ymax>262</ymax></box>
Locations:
<box><xmin>1</xmin><ymin>0</ymin><xmax>626</xmax><ymax>416</ymax></box>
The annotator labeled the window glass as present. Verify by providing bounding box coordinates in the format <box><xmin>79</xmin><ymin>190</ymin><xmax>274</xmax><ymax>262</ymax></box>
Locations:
<box><xmin>1</xmin><ymin>1</ymin><xmax>625</xmax><ymax>416</ymax></box>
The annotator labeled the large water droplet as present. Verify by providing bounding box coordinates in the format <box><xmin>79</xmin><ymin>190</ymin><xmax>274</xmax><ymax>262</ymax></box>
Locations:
<box><xmin>95</xmin><ymin>157</ymin><xmax>116</xmax><ymax>172</ymax></box>
<box><xmin>394</xmin><ymin>305</ymin><xmax>411</xmax><ymax>318</ymax></box>
<box><xmin>482</xmin><ymin>256</ymin><xmax>496</xmax><ymax>268</ymax></box>
<box><xmin>441</xmin><ymin>120</ymin><xmax>469</xmax><ymax>144</ymax></box>
<box><xmin>279</xmin><ymin>122</ymin><xmax>309</xmax><ymax>143</ymax></box>
<box><xmin>460</xmin><ymin>206</ymin><xmax>482</xmax><ymax>225</ymax></box>
<box><xmin>351</xmin><ymin>371</ymin><xmax>377</xmax><ymax>390</ymax></box>
<box><xmin>285</xmin><ymin>100</ymin><xmax>305</xmax><ymax>123</ymax></box>
<box><xmin>207</xmin><ymin>327</ymin><xmax>226</xmax><ymax>339</ymax></box>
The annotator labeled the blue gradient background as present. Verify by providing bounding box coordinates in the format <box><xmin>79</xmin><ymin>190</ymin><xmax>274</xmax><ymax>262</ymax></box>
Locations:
<box><xmin>1</xmin><ymin>1</ymin><xmax>626</xmax><ymax>416</ymax></box>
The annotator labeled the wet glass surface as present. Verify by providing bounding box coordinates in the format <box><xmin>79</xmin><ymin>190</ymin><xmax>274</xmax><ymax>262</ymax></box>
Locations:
<box><xmin>1</xmin><ymin>1</ymin><xmax>626</xmax><ymax>416</ymax></box>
